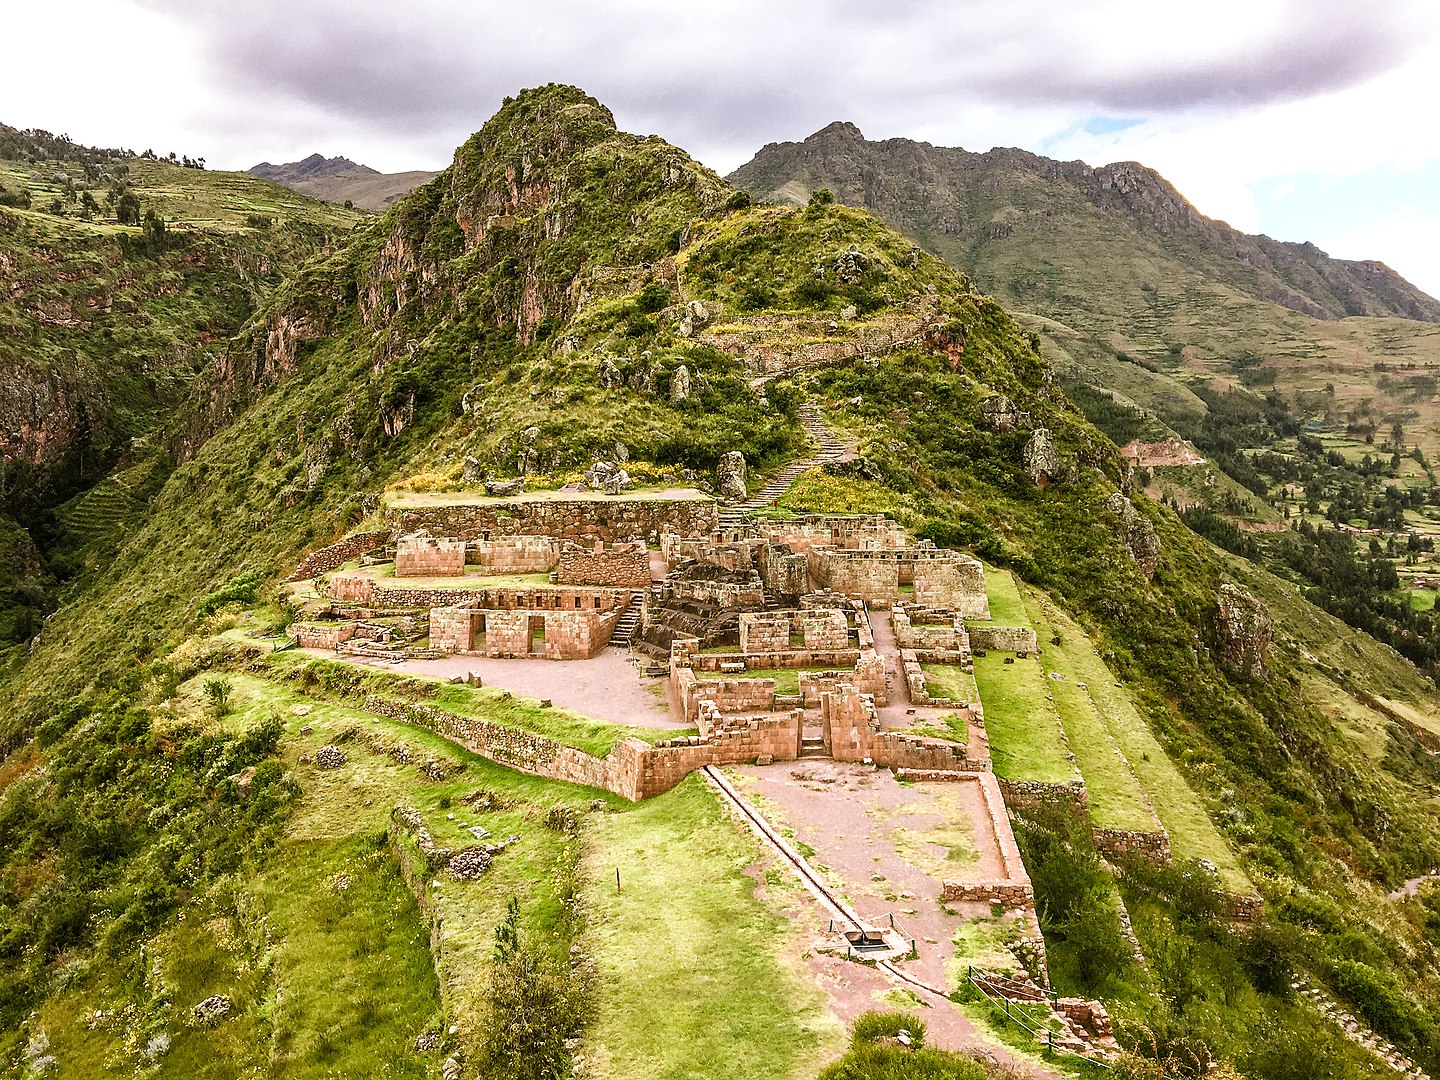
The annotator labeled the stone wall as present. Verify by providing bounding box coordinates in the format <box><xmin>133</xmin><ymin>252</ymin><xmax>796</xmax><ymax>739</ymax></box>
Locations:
<box><xmin>761</xmin><ymin>545</ymin><xmax>810</xmax><ymax>598</ymax></box>
<box><xmin>967</xmin><ymin>625</ymin><xmax>1040</xmax><ymax>654</ymax></box>
<box><xmin>292</xmin><ymin>622</ymin><xmax>356</xmax><ymax>649</ymax></box>
<box><xmin>738</xmin><ymin>609</ymin><xmax>850</xmax><ymax>653</ymax></box>
<box><xmin>1092</xmin><ymin>827</ymin><xmax>1172</xmax><ymax>863</ymax></box>
<box><xmin>997</xmin><ymin>777</ymin><xmax>1089</xmax><ymax>812</ymax></box>
<box><xmin>674</xmin><ymin>668</ymin><xmax>777</xmax><ymax>722</ymax></box>
<box><xmin>470</xmin><ymin>535</ymin><xmax>559</xmax><ymax>573</ymax></box>
<box><xmin>821</xmin><ymin>684</ymin><xmax>981</xmax><ymax>769</ymax></box>
<box><xmin>326</xmin><ymin>577</ymin><xmax>625</xmax><ymax>611</ymax></box>
<box><xmin>938</xmin><ymin>771</ymin><xmax>1035</xmax><ymax>912</ymax></box>
<box><xmin>395</xmin><ymin>536</ymin><xmax>467</xmax><ymax>577</ymax></box>
<box><xmin>286</xmin><ymin>530</ymin><xmax>392</xmax><ymax>582</ymax></box>
<box><xmin>913</xmin><ymin>556</ymin><xmax>990</xmax><ymax>619</ymax></box>
<box><xmin>893</xmin><ymin>608</ymin><xmax>972</xmax><ymax>664</ymax></box>
<box><xmin>664</xmin><ymin>574</ymin><xmax>765</xmax><ymax>611</ymax></box>
<box><xmin>385</xmin><ymin>494</ymin><xmax>718</xmax><ymax>544</ymax></box>
<box><xmin>364</xmin><ymin>694</ymin><xmax>797</xmax><ymax>801</ymax></box>
<box><xmin>759</xmin><ymin>515</ymin><xmax>909</xmax><ymax>553</ymax></box>
<box><xmin>556</xmin><ymin>541</ymin><xmax>652</xmax><ymax>588</ymax></box>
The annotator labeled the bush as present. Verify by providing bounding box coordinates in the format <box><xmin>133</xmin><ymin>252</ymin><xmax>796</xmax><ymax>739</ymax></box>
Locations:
<box><xmin>475</xmin><ymin>897</ymin><xmax>590</xmax><ymax>1080</ymax></box>
<box><xmin>203</xmin><ymin>677</ymin><xmax>233</xmax><ymax>717</ymax></box>
<box><xmin>852</xmin><ymin>1010</ymin><xmax>927</xmax><ymax>1046</ymax></box>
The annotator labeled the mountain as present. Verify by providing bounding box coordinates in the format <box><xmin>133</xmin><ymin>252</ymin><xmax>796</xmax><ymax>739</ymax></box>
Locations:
<box><xmin>248</xmin><ymin>152</ymin><xmax>438</xmax><ymax>210</ymax></box>
<box><xmin>249</xmin><ymin>152</ymin><xmax>377</xmax><ymax>184</ymax></box>
<box><xmin>731</xmin><ymin>121</ymin><xmax>1440</xmax><ymax>325</ymax></box>
<box><xmin>2</xmin><ymin>87</ymin><xmax>1440</xmax><ymax>1079</ymax></box>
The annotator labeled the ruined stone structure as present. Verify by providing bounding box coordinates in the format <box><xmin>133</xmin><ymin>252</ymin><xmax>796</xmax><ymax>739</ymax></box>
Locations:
<box><xmin>803</xmin><ymin>542</ymin><xmax>990</xmax><ymax>614</ymax></box>
<box><xmin>429</xmin><ymin>587</ymin><xmax>626</xmax><ymax>660</ymax></box>
<box><xmin>893</xmin><ymin>605</ymin><xmax>972</xmax><ymax>664</ymax></box>
<box><xmin>468</xmin><ymin>535</ymin><xmax>559</xmax><ymax>573</ymax></box>
<box><xmin>395</xmin><ymin>535</ymin><xmax>467</xmax><ymax>577</ymax></box>
<box><xmin>285</xmin><ymin>530</ymin><xmax>393</xmax><ymax>582</ymax></box>
<box><xmin>555</xmin><ymin>540</ymin><xmax>651</xmax><ymax>587</ymax></box>
<box><xmin>738</xmin><ymin>609</ymin><xmax>850</xmax><ymax>653</ymax></box>
<box><xmin>967</xmin><ymin>625</ymin><xmax>1040</xmax><ymax>654</ymax></box>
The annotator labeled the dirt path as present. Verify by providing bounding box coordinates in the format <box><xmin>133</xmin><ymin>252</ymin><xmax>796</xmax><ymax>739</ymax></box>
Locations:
<box><xmin>342</xmin><ymin>650</ymin><xmax>686</xmax><ymax>729</ymax></box>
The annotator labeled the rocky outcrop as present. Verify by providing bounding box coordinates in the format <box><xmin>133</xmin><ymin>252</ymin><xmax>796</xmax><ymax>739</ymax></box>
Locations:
<box><xmin>980</xmin><ymin>393</ymin><xmax>1026</xmax><ymax>433</ymax></box>
<box><xmin>717</xmin><ymin>451</ymin><xmax>747</xmax><ymax>500</ymax></box>
<box><xmin>1022</xmin><ymin>428</ymin><xmax>1059</xmax><ymax>487</ymax></box>
<box><xmin>669</xmin><ymin>364</ymin><xmax>691</xmax><ymax>402</ymax></box>
<box><xmin>1105</xmin><ymin>492</ymin><xmax>1160</xmax><ymax>580</ymax></box>
<box><xmin>1217</xmin><ymin>584</ymin><xmax>1271</xmax><ymax>678</ymax></box>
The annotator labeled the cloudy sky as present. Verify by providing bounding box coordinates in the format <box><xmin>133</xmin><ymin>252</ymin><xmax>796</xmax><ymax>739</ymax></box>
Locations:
<box><xmin>6</xmin><ymin>0</ymin><xmax>1440</xmax><ymax>296</ymax></box>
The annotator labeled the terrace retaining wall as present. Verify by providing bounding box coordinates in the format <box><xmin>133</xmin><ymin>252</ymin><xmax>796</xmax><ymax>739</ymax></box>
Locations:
<box><xmin>385</xmin><ymin>496</ymin><xmax>718</xmax><ymax>544</ymax></box>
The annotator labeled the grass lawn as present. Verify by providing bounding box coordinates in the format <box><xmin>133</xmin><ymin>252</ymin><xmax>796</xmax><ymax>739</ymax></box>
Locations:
<box><xmin>920</xmin><ymin>663</ymin><xmax>979</xmax><ymax>704</ymax></box>
<box><xmin>582</xmin><ymin>777</ymin><xmax>843</xmax><ymax>1078</ymax></box>
<box><xmin>970</xmin><ymin>653</ymin><xmax>1079</xmax><ymax>785</ymax></box>
<box><xmin>977</xmin><ymin>563</ymin><xmax>1031</xmax><ymax>626</ymax></box>
<box><xmin>1018</xmin><ymin>593</ymin><xmax>1253</xmax><ymax>893</ymax></box>
<box><xmin>897</xmin><ymin>712</ymin><xmax>969</xmax><ymax>745</ymax></box>
<box><xmin>1409</xmin><ymin>587</ymin><xmax>1437</xmax><ymax>612</ymax></box>
<box><xmin>1019</xmin><ymin>599</ymin><xmax>1160</xmax><ymax>833</ymax></box>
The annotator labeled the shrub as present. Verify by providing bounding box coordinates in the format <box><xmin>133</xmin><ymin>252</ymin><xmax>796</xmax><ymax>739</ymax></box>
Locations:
<box><xmin>203</xmin><ymin>677</ymin><xmax>233</xmax><ymax>717</ymax></box>
<box><xmin>852</xmin><ymin>1010</ymin><xmax>927</xmax><ymax>1046</ymax></box>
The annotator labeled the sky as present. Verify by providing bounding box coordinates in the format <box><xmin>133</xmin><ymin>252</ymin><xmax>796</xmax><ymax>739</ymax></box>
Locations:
<box><xmin>4</xmin><ymin>0</ymin><xmax>1439</xmax><ymax>297</ymax></box>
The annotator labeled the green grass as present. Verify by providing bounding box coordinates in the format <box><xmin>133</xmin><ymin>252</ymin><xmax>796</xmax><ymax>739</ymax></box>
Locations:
<box><xmin>970</xmin><ymin>653</ymin><xmax>1079</xmax><ymax>784</ymax></box>
<box><xmin>1408</xmin><ymin>587</ymin><xmax>1437</xmax><ymax>612</ymax></box>
<box><xmin>976</xmin><ymin>564</ymin><xmax>1030</xmax><ymax>626</ymax></box>
<box><xmin>774</xmin><ymin>469</ymin><xmax>925</xmax><ymax>526</ymax></box>
<box><xmin>246</xmin><ymin>834</ymin><xmax>440</xmax><ymax>1077</ymax></box>
<box><xmin>919</xmin><ymin>663</ymin><xmax>979</xmax><ymax>704</ymax></box>
<box><xmin>582</xmin><ymin>777</ymin><xmax>843</xmax><ymax>1077</ymax></box>
<box><xmin>1020</xmin><ymin>596</ymin><xmax>1159</xmax><ymax>832</ymax></box>
<box><xmin>896</xmin><ymin>712</ymin><xmax>970</xmax><ymax>745</ymax></box>
<box><xmin>1019</xmin><ymin>593</ymin><xmax>1252</xmax><ymax>892</ymax></box>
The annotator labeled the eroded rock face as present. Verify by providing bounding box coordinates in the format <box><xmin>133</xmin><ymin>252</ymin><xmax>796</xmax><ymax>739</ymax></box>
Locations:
<box><xmin>1105</xmin><ymin>492</ymin><xmax>1160</xmax><ymax>580</ymax></box>
<box><xmin>980</xmin><ymin>393</ymin><xmax>1027</xmax><ymax>434</ymax></box>
<box><xmin>1022</xmin><ymin>428</ymin><xmax>1060</xmax><ymax>486</ymax></box>
<box><xmin>669</xmin><ymin>364</ymin><xmax>691</xmax><ymax>401</ymax></box>
<box><xmin>717</xmin><ymin>451</ymin><xmax>747</xmax><ymax>500</ymax></box>
<box><xmin>597</xmin><ymin>356</ymin><xmax>623</xmax><ymax>389</ymax></box>
<box><xmin>1217</xmin><ymin>584</ymin><xmax>1271</xmax><ymax>678</ymax></box>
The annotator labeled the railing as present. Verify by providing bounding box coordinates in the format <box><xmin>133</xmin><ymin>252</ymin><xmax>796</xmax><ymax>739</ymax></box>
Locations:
<box><xmin>828</xmin><ymin>912</ymin><xmax>917</xmax><ymax>962</ymax></box>
<box><xmin>966</xmin><ymin>966</ymin><xmax>1113</xmax><ymax>1071</ymax></box>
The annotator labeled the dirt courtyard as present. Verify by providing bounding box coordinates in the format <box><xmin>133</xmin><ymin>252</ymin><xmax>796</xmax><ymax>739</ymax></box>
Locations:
<box><xmin>725</xmin><ymin>761</ymin><xmax>1055</xmax><ymax>1074</ymax></box>
<box><xmin>334</xmin><ymin>648</ymin><xmax>687</xmax><ymax>730</ymax></box>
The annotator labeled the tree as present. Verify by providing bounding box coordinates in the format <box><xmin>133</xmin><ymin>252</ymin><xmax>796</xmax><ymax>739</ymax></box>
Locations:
<box><xmin>114</xmin><ymin>189</ymin><xmax>140</xmax><ymax>225</ymax></box>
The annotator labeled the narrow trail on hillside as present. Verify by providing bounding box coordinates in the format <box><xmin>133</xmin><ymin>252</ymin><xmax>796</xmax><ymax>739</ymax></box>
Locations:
<box><xmin>718</xmin><ymin>402</ymin><xmax>854</xmax><ymax>527</ymax></box>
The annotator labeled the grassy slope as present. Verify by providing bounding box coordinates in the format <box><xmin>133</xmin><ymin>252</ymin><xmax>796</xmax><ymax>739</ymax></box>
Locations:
<box><xmin>971</xmin><ymin>653</ymin><xmax>1078</xmax><ymax>785</ymax></box>
<box><xmin>582</xmin><ymin>778</ymin><xmax>842</xmax><ymax>1078</ymax></box>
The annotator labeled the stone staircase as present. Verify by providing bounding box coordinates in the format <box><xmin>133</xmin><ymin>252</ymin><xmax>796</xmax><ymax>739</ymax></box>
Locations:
<box><xmin>1294</xmin><ymin>978</ymin><xmax>1432</xmax><ymax>1079</ymax></box>
<box><xmin>717</xmin><ymin>402</ymin><xmax>852</xmax><ymax>528</ymax></box>
<box><xmin>799</xmin><ymin>736</ymin><xmax>827</xmax><ymax>759</ymax></box>
<box><xmin>609</xmin><ymin>592</ymin><xmax>642</xmax><ymax>649</ymax></box>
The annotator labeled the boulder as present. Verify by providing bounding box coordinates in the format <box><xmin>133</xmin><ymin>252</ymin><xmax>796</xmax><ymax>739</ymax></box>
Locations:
<box><xmin>670</xmin><ymin>364</ymin><xmax>692</xmax><ymax>402</ymax></box>
<box><xmin>1217</xmin><ymin>585</ymin><xmax>1271</xmax><ymax>678</ymax></box>
<box><xmin>461</xmin><ymin>455</ymin><xmax>484</xmax><ymax>483</ymax></box>
<box><xmin>194</xmin><ymin>995</ymin><xmax>232</xmax><ymax>1025</ymax></box>
<box><xmin>1022</xmin><ymin>428</ymin><xmax>1060</xmax><ymax>486</ymax></box>
<box><xmin>717</xmin><ymin>451</ymin><xmax>747</xmax><ymax>500</ymax></box>
<box><xmin>483</xmin><ymin>477</ymin><xmax>525</xmax><ymax>496</ymax></box>
<box><xmin>1104</xmin><ymin>492</ymin><xmax>1160</xmax><ymax>580</ymax></box>
<box><xmin>597</xmin><ymin>356</ymin><xmax>623</xmax><ymax>389</ymax></box>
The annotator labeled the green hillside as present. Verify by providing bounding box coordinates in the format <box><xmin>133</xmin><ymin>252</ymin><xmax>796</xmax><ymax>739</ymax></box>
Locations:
<box><xmin>1</xmin><ymin>87</ymin><xmax>1440</xmax><ymax>1079</ymax></box>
